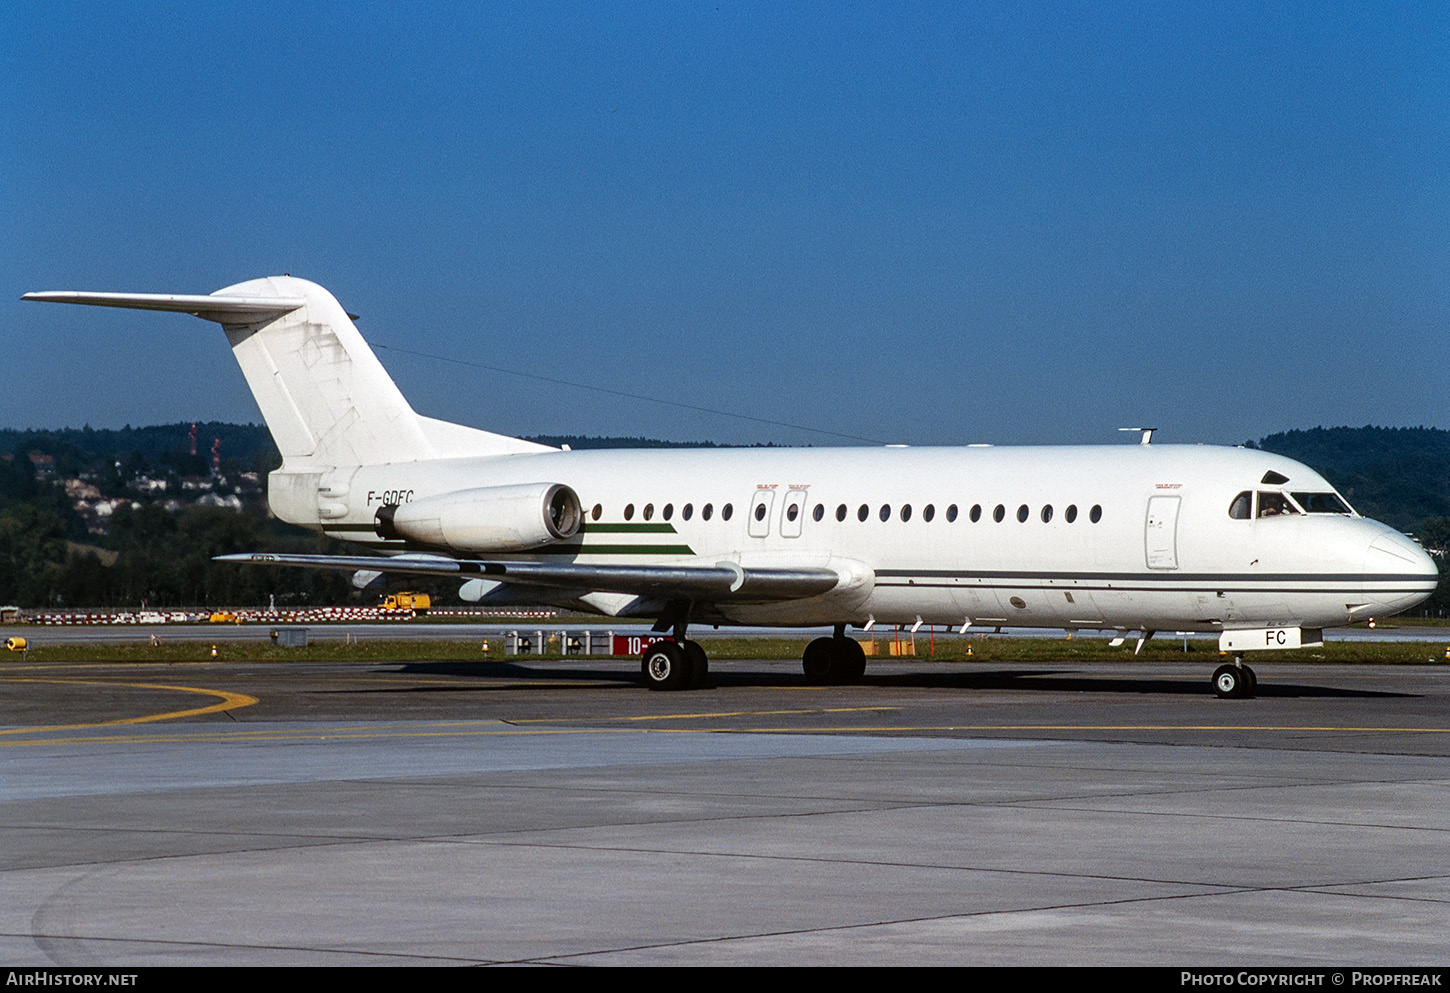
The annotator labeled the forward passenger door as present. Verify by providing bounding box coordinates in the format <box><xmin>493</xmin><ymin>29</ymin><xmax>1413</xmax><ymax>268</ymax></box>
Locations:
<box><xmin>1145</xmin><ymin>495</ymin><xmax>1181</xmax><ymax>569</ymax></box>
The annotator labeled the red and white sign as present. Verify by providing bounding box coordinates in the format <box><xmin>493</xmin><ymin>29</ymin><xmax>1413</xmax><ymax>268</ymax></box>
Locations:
<box><xmin>613</xmin><ymin>633</ymin><xmax>668</xmax><ymax>656</ymax></box>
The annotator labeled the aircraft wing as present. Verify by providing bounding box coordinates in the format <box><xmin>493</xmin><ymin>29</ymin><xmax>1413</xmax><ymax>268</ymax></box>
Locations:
<box><xmin>214</xmin><ymin>553</ymin><xmax>841</xmax><ymax>602</ymax></box>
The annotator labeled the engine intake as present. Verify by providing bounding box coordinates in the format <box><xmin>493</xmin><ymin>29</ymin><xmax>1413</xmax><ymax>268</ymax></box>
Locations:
<box><xmin>374</xmin><ymin>482</ymin><xmax>582</xmax><ymax>553</ymax></box>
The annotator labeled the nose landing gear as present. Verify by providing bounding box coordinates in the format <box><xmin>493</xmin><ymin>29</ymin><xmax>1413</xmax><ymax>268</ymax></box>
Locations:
<box><xmin>1211</xmin><ymin>656</ymin><xmax>1257</xmax><ymax>699</ymax></box>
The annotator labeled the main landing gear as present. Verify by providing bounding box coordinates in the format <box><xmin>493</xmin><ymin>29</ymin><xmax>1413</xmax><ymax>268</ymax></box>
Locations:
<box><xmin>640</xmin><ymin>637</ymin><xmax>709</xmax><ymax>691</ymax></box>
<box><xmin>801</xmin><ymin>625</ymin><xmax>867</xmax><ymax>685</ymax></box>
<box><xmin>1211</xmin><ymin>655</ymin><xmax>1258</xmax><ymax>699</ymax></box>
<box><xmin>640</xmin><ymin>622</ymin><xmax>869</xmax><ymax>691</ymax></box>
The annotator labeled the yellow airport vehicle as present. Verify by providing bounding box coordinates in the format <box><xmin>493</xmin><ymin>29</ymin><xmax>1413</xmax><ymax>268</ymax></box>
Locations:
<box><xmin>380</xmin><ymin>592</ymin><xmax>431</xmax><ymax>614</ymax></box>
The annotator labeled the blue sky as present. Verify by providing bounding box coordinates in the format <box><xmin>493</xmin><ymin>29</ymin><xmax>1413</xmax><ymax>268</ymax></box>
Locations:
<box><xmin>5</xmin><ymin>2</ymin><xmax>1447</xmax><ymax>446</ymax></box>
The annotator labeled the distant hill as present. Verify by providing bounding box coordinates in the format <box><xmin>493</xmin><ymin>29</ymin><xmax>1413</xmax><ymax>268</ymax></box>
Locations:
<box><xmin>1251</xmin><ymin>427</ymin><xmax>1450</xmax><ymax>532</ymax></box>
<box><xmin>0</xmin><ymin>423</ymin><xmax>280</xmax><ymax>476</ymax></box>
<box><xmin>0</xmin><ymin>425</ymin><xmax>756</xmax><ymax>468</ymax></box>
<box><xmin>3</xmin><ymin>421</ymin><xmax>1443</xmax><ymax>532</ymax></box>
<box><xmin>0</xmin><ymin>420</ymin><xmax>1441</xmax><ymax>610</ymax></box>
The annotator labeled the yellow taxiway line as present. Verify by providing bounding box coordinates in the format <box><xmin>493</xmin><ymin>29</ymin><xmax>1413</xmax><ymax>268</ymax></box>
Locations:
<box><xmin>0</xmin><ymin>677</ymin><xmax>257</xmax><ymax>734</ymax></box>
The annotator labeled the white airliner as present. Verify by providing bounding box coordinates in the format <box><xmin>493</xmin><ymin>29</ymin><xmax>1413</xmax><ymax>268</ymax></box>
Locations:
<box><xmin>25</xmin><ymin>276</ymin><xmax>1439</xmax><ymax>697</ymax></box>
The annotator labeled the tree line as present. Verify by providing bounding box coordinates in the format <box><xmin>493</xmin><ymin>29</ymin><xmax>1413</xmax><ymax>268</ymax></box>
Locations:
<box><xmin>0</xmin><ymin>423</ymin><xmax>1444</xmax><ymax>613</ymax></box>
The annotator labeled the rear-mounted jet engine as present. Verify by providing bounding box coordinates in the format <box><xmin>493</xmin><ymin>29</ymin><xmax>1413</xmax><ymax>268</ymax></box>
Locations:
<box><xmin>374</xmin><ymin>482</ymin><xmax>582</xmax><ymax>553</ymax></box>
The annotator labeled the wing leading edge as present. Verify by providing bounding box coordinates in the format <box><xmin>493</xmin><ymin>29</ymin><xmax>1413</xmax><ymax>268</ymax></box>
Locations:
<box><xmin>214</xmin><ymin>553</ymin><xmax>842</xmax><ymax>602</ymax></box>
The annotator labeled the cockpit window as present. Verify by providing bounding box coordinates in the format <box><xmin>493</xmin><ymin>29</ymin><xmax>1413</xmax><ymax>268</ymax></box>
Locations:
<box><xmin>1260</xmin><ymin>470</ymin><xmax>1289</xmax><ymax>485</ymax></box>
<box><xmin>1256</xmin><ymin>491</ymin><xmax>1298</xmax><ymax>518</ymax></box>
<box><xmin>1229</xmin><ymin>491</ymin><xmax>1252</xmax><ymax>519</ymax></box>
<box><xmin>1291</xmin><ymin>492</ymin><xmax>1353</xmax><ymax>515</ymax></box>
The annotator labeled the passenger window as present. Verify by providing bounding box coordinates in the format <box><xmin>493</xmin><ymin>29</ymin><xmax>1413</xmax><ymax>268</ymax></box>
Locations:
<box><xmin>1090</xmin><ymin>505</ymin><xmax>1102</xmax><ymax>523</ymax></box>
<box><xmin>993</xmin><ymin>504</ymin><xmax>1005</xmax><ymax>523</ymax></box>
<box><xmin>900</xmin><ymin>504</ymin><xmax>912</xmax><ymax>522</ymax></box>
<box><xmin>624</xmin><ymin>503</ymin><xmax>635</xmax><ymax>521</ymax></box>
<box><xmin>722</xmin><ymin>504</ymin><xmax>733</xmax><ymax>521</ymax></box>
<box><xmin>879</xmin><ymin>505</ymin><xmax>891</xmax><ymax>522</ymax></box>
<box><xmin>786</xmin><ymin>503</ymin><xmax>799</xmax><ymax>522</ymax></box>
<box><xmin>682</xmin><ymin>503</ymin><xmax>693</xmax><ymax>521</ymax></box>
<box><xmin>1016</xmin><ymin>504</ymin><xmax>1029</xmax><ymax>523</ymax></box>
<box><xmin>1041</xmin><ymin>505</ymin><xmax>1053</xmax><ymax>523</ymax></box>
<box><xmin>754</xmin><ymin>503</ymin><xmax>767</xmax><ymax>522</ymax></box>
<box><xmin>970</xmin><ymin>504</ymin><xmax>981</xmax><ymax>523</ymax></box>
<box><xmin>1228</xmin><ymin>492</ymin><xmax>1252</xmax><ymax>520</ymax></box>
<box><xmin>813</xmin><ymin>504</ymin><xmax>825</xmax><ymax>522</ymax></box>
<box><xmin>591</xmin><ymin>504</ymin><xmax>602</xmax><ymax>521</ymax></box>
<box><xmin>702</xmin><ymin>503</ymin><xmax>713</xmax><ymax>521</ymax></box>
<box><xmin>1065</xmin><ymin>504</ymin><xmax>1077</xmax><ymax>523</ymax></box>
<box><xmin>836</xmin><ymin>504</ymin><xmax>847</xmax><ymax>522</ymax></box>
<box><xmin>643</xmin><ymin>503</ymin><xmax>654</xmax><ymax>521</ymax></box>
<box><xmin>663</xmin><ymin>503</ymin><xmax>673</xmax><ymax>521</ymax></box>
<box><xmin>858</xmin><ymin>504</ymin><xmax>869</xmax><ymax>522</ymax></box>
<box><xmin>946</xmin><ymin>504</ymin><xmax>958</xmax><ymax>522</ymax></box>
<box><xmin>923</xmin><ymin>504</ymin><xmax>935</xmax><ymax>522</ymax></box>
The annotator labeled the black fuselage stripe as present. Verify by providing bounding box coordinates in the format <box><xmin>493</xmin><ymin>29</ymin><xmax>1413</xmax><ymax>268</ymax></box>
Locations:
<box><xmin>874</xmin><ymin>569</ymin><xmax>1435</xmax><ymax>583</ymax></box>
<box><xmin>875</xmin><ymin>582</ymin><xmax>1434</xmax><ymax>594</ymax></box>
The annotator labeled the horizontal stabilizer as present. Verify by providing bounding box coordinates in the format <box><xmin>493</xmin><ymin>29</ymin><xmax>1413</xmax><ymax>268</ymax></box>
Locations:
<box><xmin>215</xmin><ymin>553</ymin><xmax>841</xmax><ymax>603</ymax></box>
<box><xmin>22</xmin><ymin>291</ymin><xmax>304</xmax><ymax>326</ymax></box>
<box><xmin>23</xmin><ymin>276</ymin><xmax>548</xmax><ymax>465</ymax></box>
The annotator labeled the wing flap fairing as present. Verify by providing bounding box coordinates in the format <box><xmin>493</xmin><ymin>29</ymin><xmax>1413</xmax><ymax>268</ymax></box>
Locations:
<box><xmin>215</xmin><ymin>553</ymin><xmax>841</xmax><ymax>602</ymax></box>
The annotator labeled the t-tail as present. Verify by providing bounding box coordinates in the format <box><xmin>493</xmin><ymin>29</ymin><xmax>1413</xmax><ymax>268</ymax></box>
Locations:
<box><xmin>23</xmin><ymin>276</ymin><xmax>551</xmax><ymax>525</ymax></box>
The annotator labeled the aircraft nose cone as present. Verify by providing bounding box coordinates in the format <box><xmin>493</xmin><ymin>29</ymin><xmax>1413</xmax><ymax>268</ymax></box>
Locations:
<box><xmin>1367</xmin><ymin>533</ymin><xmax>1439</xmax><ymax>577</ymax></box>
<box><xmin>1364</xmin><ymin>531</ymin><xmax>1440</xmax><ymax>615</ymax></box>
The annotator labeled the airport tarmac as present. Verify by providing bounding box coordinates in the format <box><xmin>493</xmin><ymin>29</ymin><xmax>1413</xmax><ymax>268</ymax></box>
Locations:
<box><xmin>2</xmin><ymin>652</ymin><xmax>1449</xmax><ymax>966</ymax></box>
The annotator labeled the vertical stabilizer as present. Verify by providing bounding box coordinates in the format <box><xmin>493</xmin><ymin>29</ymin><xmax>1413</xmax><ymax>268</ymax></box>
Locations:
<box><xmin>217</xmin><ymin>276</ymin><xmax>434</xmax><ymax>466</ymax></box>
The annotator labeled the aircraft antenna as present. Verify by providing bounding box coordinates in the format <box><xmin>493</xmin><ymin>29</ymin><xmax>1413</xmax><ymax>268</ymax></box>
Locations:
<box><xmin>371</xmin><ymin>340</ymin><xmax>890</xmax><ymax>445</ymax></box>
<box><xmin>1119</xmin><ymin>426</ymin><xmax>1157</xmax><ymax>445</ymax></box>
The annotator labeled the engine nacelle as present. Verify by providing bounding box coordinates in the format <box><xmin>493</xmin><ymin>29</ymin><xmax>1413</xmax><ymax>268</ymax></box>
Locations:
<box><xmin>375</xmin><ymin>482</ymin><xmax>582</xmax><ymax>553</ymax></box>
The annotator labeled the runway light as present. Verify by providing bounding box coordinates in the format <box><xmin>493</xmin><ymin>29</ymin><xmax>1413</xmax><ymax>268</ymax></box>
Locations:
<box><xmin>210</xmin><ymin>645</ymin><xmax>218</xmax><ymax>658</ymax></box>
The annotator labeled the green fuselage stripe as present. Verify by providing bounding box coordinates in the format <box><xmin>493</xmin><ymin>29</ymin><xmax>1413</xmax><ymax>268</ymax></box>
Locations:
<box><xmin>325</xmin><ymin>522</ymin><xmax>677</xmax><ymax>534</ymax></box>
<box><xmin>322</xmin><ymin>533</ymin><xmax>695</xmax><ymax>556</ymax></box>
<box><xmin>533</xmin><ymin>544</ymin><xmax>695</xmax><ymax>556</ymax></box>
<box><xmin>579</xmin><ymin>522</ymin><xmax>678</xmax><ymax>534</ymax></box>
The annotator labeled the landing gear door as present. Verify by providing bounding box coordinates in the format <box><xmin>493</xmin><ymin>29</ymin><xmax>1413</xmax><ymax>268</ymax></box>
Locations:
<box><xmin>780</xmin><ymin>488</ymin><xmax>807</xmax><ymax>538</ymax></box>
<box><xmin>1145</xmin><ymin>495</ymin><xmax>1181</xmax><ymax>570</ymax></box>
<box><xmin>748</xmin><ymin>488</ymin><xmax>775</xmax><ymax>538</ymax></box>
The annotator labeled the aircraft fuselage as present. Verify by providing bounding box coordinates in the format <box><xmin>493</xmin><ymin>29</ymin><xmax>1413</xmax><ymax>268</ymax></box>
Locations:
<box><xmin>279</xmin><ymin>443</ymin><xmax>1436</xmax><ymax>634</ymax></box>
